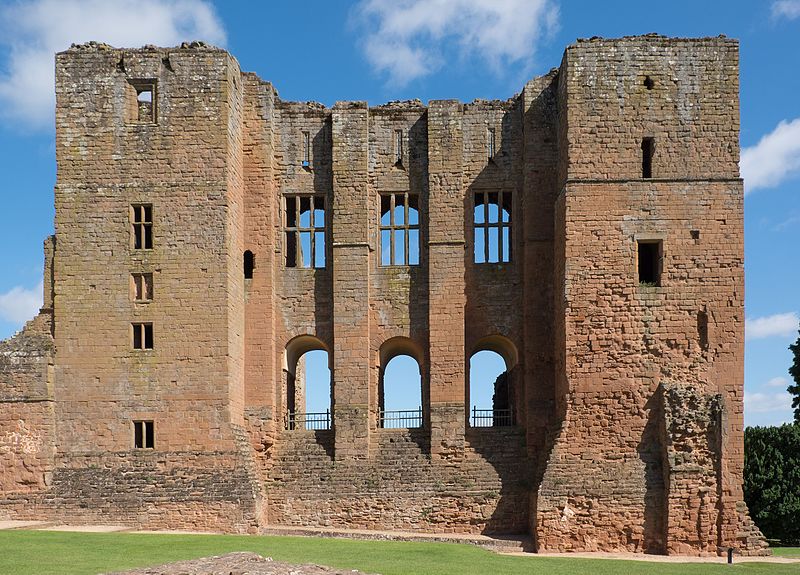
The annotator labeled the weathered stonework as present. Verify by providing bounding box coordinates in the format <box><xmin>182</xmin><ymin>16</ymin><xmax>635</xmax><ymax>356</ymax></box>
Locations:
<box><xmin>0</xmin><ymin>34</ymin><xmax>767</xmax><ymax>555</ymax></box>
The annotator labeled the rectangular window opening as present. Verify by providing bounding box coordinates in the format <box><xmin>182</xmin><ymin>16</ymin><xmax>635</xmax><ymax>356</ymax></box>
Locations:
<box><xmin>133</xmin><ymin>420</ymin><xmax>154</xmax><ymax>449</ymax></box>
<box><xmin>131</xmin><ymin>204</ymin><xmax>153</xmax><ymax>250</ymax></box>
<box><xmin>487</xmin><ymin>127</ymin><xmax>496</xmax><ymax>161</ymax></box>
<box><xmin>394</xmin><ymin>129</ymin><xmax>404</xmax><ymax>166</ymax></box>
<box><xmin>379</xmin><ymin>192</ymin><xmax>419</xmax><ymax>266</ymax></box>
<box><xmin>642</xmin><ymin>137</ymin><xmax>655</xmax><ymax>179</ymax></box>
<box><xmin>474</xmin><ymin>191</ymin><xmax>511</xmax><ymax>264</ymax></box>
<box><xmin>131</xmin><ymin>272</ymin><xmax>153</xmax><ymax>301</ymax></box>
<box><xmin>127</xmin><ymin>80</ymin><xmax>156</xmax><ymax>123</ymax></box>
<box><xmin>301</xmin><ymin>131</ymin><xmax>311</xmax><ymax>169</ymax></box>
<box><xmin>637</xmin><ymin>240</ymin><xmax>662</xmax><ymax>286</ymax></box>
<box><xmin>285</xmin><ymin>195</ymin><xmax>326</xmax><ymax>268</ymax></box>
<box><xmin>132</xmin><ymin>322</ymin><xmax>154</xmax><ymax>350</ymax></box>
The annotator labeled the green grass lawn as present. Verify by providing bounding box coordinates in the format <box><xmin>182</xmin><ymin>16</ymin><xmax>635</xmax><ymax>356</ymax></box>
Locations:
<box><xmin>772</xmin><ymin>547</ymin><xmax>800</xmax><ymax>557</ymax></box>
<box><xmin>0</xmin><ymin>530</ymin><xmax>796</xmax><ymax>575</ymax></box>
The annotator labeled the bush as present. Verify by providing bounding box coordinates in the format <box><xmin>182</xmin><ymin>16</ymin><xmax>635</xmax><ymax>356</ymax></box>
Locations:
<box><xmin>744</xmin><ymin>423</ymin><xmax>800</xmax><ymax>545</ymax></box>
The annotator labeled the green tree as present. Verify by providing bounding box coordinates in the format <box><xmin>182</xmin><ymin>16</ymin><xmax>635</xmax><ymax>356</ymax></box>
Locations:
<box><xmin>744</xmin><ymin>424</ymin><xmax>800</xmax><ymax>544</ymax></box>
<box><xmin>790</xmin><ymin>329</ymin><xmax>800</xmax><ymax>423</ymax></box>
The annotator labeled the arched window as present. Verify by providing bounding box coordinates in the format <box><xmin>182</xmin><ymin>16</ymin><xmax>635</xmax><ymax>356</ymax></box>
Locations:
<box><xmin>285</xmin><ymin>336</ymin><xmax>331</xmax><ymax>430</ymax></box>
<box><xmin>379</xmin><ymin>337</ymin><xmax>423</xmax><ymax>428</ymax></box>
<box><xmin>468</xmin><ymin>335</ymin><xmax>518</xmax><ymax>427</ymax></box>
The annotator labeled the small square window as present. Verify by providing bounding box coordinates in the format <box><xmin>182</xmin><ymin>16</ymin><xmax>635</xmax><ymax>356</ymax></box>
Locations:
<box><xmin>133</xmin><ymin>420</ymin><xmax>154</xmax><ymax>449</ymax></box>
<box><xmin>637</xmin><ymin>240</ymin><xmax>662</xmax><ymax>286</ymax></box>
<box><xmin>126</xmin><ymin>79</ymin><xmax>156</xmax><ymax>123</ymax></box>
<box><xmin>131</xmin><ymin>273</ymin><xmax>153</xmax><ymax>301</ymax></box>
<box><xmin>132</xmin><ymin>322</ymin><xmax>153</xmax><ymax>350</ymax></box>
<box><xmin>131</xmin><ymin>204</ymin><xmax>153</xmax><ymax>250</ymax></box>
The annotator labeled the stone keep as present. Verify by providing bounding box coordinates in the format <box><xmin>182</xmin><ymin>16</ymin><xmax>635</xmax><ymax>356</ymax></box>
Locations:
<box><xmin>0</xmin><ymin>35</ymin><xmax>768</xmax><ymax>556</ymax></box>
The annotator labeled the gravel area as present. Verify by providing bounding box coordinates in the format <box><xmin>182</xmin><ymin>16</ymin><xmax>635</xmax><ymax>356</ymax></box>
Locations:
<box><xmin>104</xmin><ymin>552</ymin><xmax>378</xmax><ymax>575</ymax></box>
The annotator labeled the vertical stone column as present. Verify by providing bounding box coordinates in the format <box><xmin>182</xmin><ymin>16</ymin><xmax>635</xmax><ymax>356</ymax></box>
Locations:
<box><xmin>427</xmin><ymin>101</ymin><xmax>466</xmax><ymax>456</ymax></box>
<box><xmin>331</xmin><ymin>102</ymin><xmax>371</xmax><ymax>460</ymax></box>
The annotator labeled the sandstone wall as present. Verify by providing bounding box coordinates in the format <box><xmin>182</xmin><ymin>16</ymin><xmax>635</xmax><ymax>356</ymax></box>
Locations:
<box><xmin>537</xmin><ymin>36</ymin><xmax>764</xmax><ymax>555</ymax></box>
<box><xmin>0</xmin><ymin>35</ymin><xmax>763</xmax><ymax>554</ymax></box>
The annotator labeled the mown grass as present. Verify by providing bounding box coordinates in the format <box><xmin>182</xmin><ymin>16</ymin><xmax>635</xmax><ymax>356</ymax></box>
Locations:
<box><xmin>772</xmin><ymin>547</ymin><xmax>800</xmax><ymax>557</ymax></box>
<box><xmin>0</xmin><ymin>530</ymin><xmax>796</xmax><ymax>575</ymax></box>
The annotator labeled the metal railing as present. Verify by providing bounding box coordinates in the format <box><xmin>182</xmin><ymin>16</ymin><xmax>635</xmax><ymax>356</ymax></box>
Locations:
<box><xmin>470</xmin><ymin>407</ymin><xmax>514</xmax><ymax>428</ymax></box>
<box><xmin>379</xmin><ymin>408</ymin><xmax>423</xmax><ymax>429</ymax></box>
<box><xmin>286</xmin><ymin>410</ymin><xmax>331</xmax><ymax>431</ymax></box>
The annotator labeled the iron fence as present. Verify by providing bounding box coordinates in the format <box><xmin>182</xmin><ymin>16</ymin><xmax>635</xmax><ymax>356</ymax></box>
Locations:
<box><xmin>286</xmin><ymin>410</ymin><xmax>331</xmax><ymax>431</ymax></box>
<box><xmin>470</xmin><ymin>407</ymin><xmax>514</xmax><ymax>427</ymax></box>
<box><xmin>379</xmin><ymin>408</ymin><xmax>423</xmax><ymax>429</ymax></box>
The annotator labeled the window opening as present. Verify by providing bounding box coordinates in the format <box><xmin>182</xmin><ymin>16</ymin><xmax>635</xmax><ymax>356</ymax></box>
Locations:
<box><xmin>474</xmin><ymin>191</ymin><xmax>511</xmax><ymax>263</ymax></box>
<box><xmin>394</xmin><ymin>129</ymin><xmax>404</xmax><ymax>166</ymax></box>
<box><xmin>380</xmin><ymin>192</ymin><xmax>419</xmax><ymax>266</ymax></box>
<box><xmin>487</xmin><ymin>127</ymin><xmax>496</xmax><ymax>161</ymax></box>
<box><xmin>642</xmin><ymin>137</ymin><xmax>655</xmax><ymax>179</ymax></box>
<box><xmin>690</xmin><ymin>229</ymin><xmax>700</xmax><ymax>241</ymax></box>
<box><xmin>127</xmin><ymin>80</ymin><xmax>156</xmax><ymax>123</ymax></box>
<box><xmin>379</xmin><ymin>354</ymin><xmax>422</xmax><ymax>429</ymax></box>
<box><xmin>244</xmin><ymin>250</ymin><xmax>255</xmax><ymax>279</ymax></box>
<box><xmin>285</xmin><ymin>342</ymin><xmax>331</xmax><ymax>431</ymax></box>
<box><xmin>285</xmin><ymin>195</ymin><xmax>326</xmax><ymax>268</ymax></box>
<box><xmin>302</xmin><ymin>131</ymin><xmax>311</xmax><ymax>169</ymax></box>
<box><xmin>132</xmin><ymin>322</ymin><xmax>154</xmax><ymax>350</ymax></box>
<box><xmin>637</xmin><ymin>240</ymin><xmax>662</xmax><ymax>286</ymax></box>
<box><xmin>698</xmin><ymin>309</ymin><xmax>709</xmax><ymax>351</ymax></box>
<box><xmin>644</xmin><ymin>76</ymin><xmax>655</xmax><ymax>90</ymax></box>
<box><xmin>469</xmin><ymin>349</ymin><xmax>514</xmax><ymax>427</ymax></box>
<box><xmin>131</xmin><ymin>204</ymin><xmax>153</xmax><ymax>250</ymax></box>
<box><xmin>131</xmin><ymin>273</ymin><xmax>153</xmax><ymax>301</ymax></box>
<box><xmin>133</xmin><ymin>420</ymin><xmax>154</xmax><ymax>449</ymax></box>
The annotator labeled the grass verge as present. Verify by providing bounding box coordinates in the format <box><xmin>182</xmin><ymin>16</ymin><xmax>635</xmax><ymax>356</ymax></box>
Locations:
<box><xmin>0</xmin><ymin>530</ymin><xmax>796</xmax><ymax>575</ymax></box>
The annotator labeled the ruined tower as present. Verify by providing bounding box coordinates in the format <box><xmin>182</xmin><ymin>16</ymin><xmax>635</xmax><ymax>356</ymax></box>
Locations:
<box><xmin>0</xmin><ymin>35</ymin><xmax>767</xmax><ymax>555</ymax></box>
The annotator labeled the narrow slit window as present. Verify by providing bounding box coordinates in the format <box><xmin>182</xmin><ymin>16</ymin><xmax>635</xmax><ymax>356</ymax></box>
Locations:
<box><xmin>380</xmin><ymin>192</ymin><xmax>419</xmax><ymax>266</ymax></box>
<box><xmin>131</xmin><ymin>273</ymin><xmax>153</xmax><ymax>301</ymax></box>
<box><xmin>698</xmin><ymin>309</ymin><xmax>709</xmax><ymax>351</ymax></box>
<box><xmin>285</xmin><ymin>195</ymin><xmax>326</xmax><ymax>268</ymax></box>
<box><xmin>301</xmin><ymin>131</ymin><xmax>310</xmax><ymax>169</ymax></box>
<box><xmin>642</xmin><ymin>137</ymin><xmax>655</xmax><ymax>179</ymax></box>
<box><xmin>474</xmin><ymin>191</ymin><xmax>511</xmax><ymax>263</ymax></box>
<box><xmin>133</xmin><ymin>420</ymin><xmax>154</xmax><ymax>449</ymax></box>
<box><xmin>132</xmin><ymin>322</ymin><xmax>154</xmax><ymax>350</ymax></box>
<box><xmin>487</xmin><ymin>127</ymin><xmax>496</xmax><ymax>161</ymax></box>
<box><xmin>131</xmin><ymin>204</ymin><xmax>153</xmax><ymax>250</ymax></box>
<box><xmin>394</xmin><ymin>129</ymin><xmax>404</xmax><ymax>166</ymax></box>
<box><xmin>637</xmin><ymin>240</ymin><xmax>662</xmax><ymax>286</ymax></box>
<box><xmin>644</xmin><ymin>76</ymin><xmax>655</xmax><ymax>90</ymax></box>
<box><xmin>244</xmin><ymin>250</ymin><xmax>255</xmax><ymax>279</ymax></box>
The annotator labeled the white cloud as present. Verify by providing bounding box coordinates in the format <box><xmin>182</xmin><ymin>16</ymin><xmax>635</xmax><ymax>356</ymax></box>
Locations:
<box><xmin>745</xmin><ymin>391</ymin><xmax>793</xmax><ymax>414</ymax></box>
<box><xmin>740</xmin><ymin>118</ymin><xmax>800</xmax><ymax>193</ymax></box>
<box><xmin>0</xmin><ymin>0</ymin><xmax>226</xmax><ymax>129</ymax></box>
<box><xmin>772</xmin><ymin>0</ymin><xmax>800</xmax><ymax>19</ymax></box>
<box><xmin>765</xmin><ymin>376</ymin><xmax>790</xmax><ymax>388</ymax></box>
<box><xmin>353</xmin><ymin>0</ymin><xmax>559</xmax><ymax>86</ymax></box>
<box><xmin>745</xmin><ymin>312</ymin><xmax>799</xmax><ymax>341</ymax></box>
<box><xmin>0</xmin><ymin>281</ymin><xmax>42</xmax><ymax>325</ymax></box>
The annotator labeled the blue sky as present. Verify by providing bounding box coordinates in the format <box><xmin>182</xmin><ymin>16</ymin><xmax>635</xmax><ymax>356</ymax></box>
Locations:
<box><xmin>0</xmin><ymin>0</ymin><xmax>797</xmax><ymax>426</ymax></box>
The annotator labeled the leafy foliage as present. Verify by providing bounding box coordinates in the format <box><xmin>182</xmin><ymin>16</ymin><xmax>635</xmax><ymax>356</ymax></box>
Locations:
<box><xmin>789</xmin><ymin>329</ymin><xmax>800</xmax><ymax>423</ymax></box>
<box><xmin>744</xmin><ymin>424</ymin><xmax>800</xmax><ymax>545</ymax></box>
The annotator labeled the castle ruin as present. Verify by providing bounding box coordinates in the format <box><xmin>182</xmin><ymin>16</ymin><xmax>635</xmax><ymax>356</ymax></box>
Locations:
<box><xmin>0</xmin><ymin>34</ymin><xmax>768</xmax><ymax>555</ymax></box>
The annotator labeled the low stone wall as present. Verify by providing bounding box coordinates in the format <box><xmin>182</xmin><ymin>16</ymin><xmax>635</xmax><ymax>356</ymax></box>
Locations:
<box><xmin>264</xmin><ymin>426</ymin><xmax>531</xmax><ymax>534</ymax></box>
